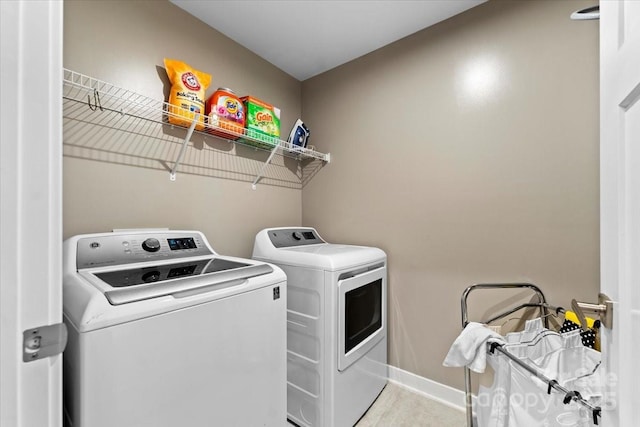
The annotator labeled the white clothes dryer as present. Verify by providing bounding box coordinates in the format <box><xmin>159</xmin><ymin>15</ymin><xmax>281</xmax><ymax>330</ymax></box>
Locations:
<box><xmin>63</xmin><ymin>229</ymin><xmax>286</xmax><ymax>427</ymax></box>
<box><xmin>253</xmin><ymin>227</ymin><xmax>388</xmax><ymax>427</ymax></box>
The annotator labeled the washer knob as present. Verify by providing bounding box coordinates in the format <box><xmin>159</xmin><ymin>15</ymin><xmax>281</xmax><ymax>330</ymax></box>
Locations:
<box><xmin>142</xmin><ymin>238</ymin><xmax>161</xmax><ymax>252</ymax></box>
<box><xmin>142</xmin><ymin>271</ymin><xmax>161</xmax><ymax>283</ymax></box>
<box><xmin>292</xmin><ymin>231</ymin><xmax>303</xmax><ymax>240</ymax></box>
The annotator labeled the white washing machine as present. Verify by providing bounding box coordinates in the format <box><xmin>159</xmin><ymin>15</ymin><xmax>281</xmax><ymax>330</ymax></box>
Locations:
<box><xmin>253</xmin><ymin>227</ymin><xmax>388</xmax><ymax>427</ymax></box>
<box><xmin>63</xmin><ymin>229</ymin><xmax>286</xmax><ymax>427</ymax></box>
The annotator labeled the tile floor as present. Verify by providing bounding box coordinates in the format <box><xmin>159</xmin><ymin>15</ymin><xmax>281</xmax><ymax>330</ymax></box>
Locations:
<box><xmin>355</xmin><ymin>382</ymin><xmax>466</xmax><ymax>427</ymax></box>
<box><xmin>288</xmin><ymin>382</ymin><xmax>466</xmax><ymax>427</ymax></box>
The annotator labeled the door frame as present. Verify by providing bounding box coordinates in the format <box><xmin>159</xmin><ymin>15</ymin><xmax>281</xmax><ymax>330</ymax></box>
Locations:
<box><xmin>0</xmin><ymin>1</ymin><xmax>64</xmax><ymax>426</ymax></box>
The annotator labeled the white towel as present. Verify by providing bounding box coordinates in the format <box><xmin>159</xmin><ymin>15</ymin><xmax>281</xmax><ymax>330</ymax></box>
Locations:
<box><xmin>443</xmin><ymin>322</ymin><xmax>505</xmax><ymax>373</ymax></box>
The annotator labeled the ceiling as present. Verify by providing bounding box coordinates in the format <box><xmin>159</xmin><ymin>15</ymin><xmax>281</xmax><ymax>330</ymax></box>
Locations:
<box><xmin>170</xmin><ymin>0</ymin><xmax>487</xmax><ymax>81</ymax></box>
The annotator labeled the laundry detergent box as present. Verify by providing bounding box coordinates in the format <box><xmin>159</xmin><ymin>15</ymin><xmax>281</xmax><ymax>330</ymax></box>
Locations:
<box><xmin>239</xmin><ymin>96</ymin><xmax>281</xmax><ymax>149</ymax></box>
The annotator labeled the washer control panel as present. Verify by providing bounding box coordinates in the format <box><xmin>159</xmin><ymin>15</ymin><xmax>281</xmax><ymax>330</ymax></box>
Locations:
<box><xmin>267</xmin><ymin>228</ymin><xmax>325</xmax><ymax>248</ymax></box>
<box><xmin>76</xmin><ymin>231</ymin><xmax>212</xmax><ymax>269</ymax></box>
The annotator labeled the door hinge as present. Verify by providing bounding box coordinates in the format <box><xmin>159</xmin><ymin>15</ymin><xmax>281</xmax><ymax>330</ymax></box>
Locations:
<box><xmin>23</xmin><ymin>323</ymin><xmax>68</xmax><ymax>363</ymax></box>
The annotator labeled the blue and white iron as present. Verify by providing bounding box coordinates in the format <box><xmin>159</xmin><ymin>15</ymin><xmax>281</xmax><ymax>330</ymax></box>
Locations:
<box><xmin>287</xmin><ymin>119</ymin><xmax>310</xmax><ymax>153</ymax></box>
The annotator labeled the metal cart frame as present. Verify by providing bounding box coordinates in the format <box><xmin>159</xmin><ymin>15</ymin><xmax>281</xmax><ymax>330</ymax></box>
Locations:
<box><xmin>460</xmin><ymin>283</ymin><xmax>601</xmax><ymax>427</ymax></box>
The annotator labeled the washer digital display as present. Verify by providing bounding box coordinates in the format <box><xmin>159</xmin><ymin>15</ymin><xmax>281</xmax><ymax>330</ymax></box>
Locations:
<box><xmin>167</xmin><ymin>237</ymin><xmax>197</xmax><ymax>250</ymax></box>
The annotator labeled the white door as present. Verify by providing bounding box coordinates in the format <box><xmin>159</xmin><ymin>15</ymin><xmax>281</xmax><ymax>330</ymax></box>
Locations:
<box><xmin>600</xmin><ymin>1</ymin><xmax>640</xmax><ymax>425</ymax></box>
<box><xmin>0</xmin><ymin>1</ymin><xmax>64</xmax><ymax>427</ymax></box>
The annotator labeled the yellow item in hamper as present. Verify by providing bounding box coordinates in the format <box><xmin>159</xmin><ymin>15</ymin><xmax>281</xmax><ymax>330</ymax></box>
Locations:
<box><xmin>566</xmin><ymin>310</ymin><xmax>596</xmax><ymax>329</ymax></box>
<box><xmin>565</xmin><ymin>311</ymin><xmax>600</xmax><ymax>351</ymax></box>
<box><xmin>164</xmin><ymin>58</ymin><xmax>211</xmax><ymax>131</ymax></box>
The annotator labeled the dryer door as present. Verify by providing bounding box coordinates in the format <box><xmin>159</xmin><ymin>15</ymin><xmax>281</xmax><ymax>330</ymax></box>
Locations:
<box><xmin>337</xmin><ymin>265</ymin><xmax>386</xmax><ymax>371</ymax></box>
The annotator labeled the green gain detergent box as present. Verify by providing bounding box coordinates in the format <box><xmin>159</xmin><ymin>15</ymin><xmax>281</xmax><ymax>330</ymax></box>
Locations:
<box><xmin>240</xmin><ymin>96</ymin><xmax>281</xmax><ymax>149</ymax></box>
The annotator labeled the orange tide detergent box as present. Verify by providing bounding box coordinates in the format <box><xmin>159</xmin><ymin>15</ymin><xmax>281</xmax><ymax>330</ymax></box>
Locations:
<box><xmin>164</xmin><ymin>58</ymin><xmax>211</xmax><ymax>131</ymax></box>
<box><xmin>240</xmin><ymin>96</ymin><xmax>281</xmax><ymax>148</ymax></box>
<box><xmin>205</xmin><ymin>88</ymin><xmax>245</xmax><ymax>140</ymax></box>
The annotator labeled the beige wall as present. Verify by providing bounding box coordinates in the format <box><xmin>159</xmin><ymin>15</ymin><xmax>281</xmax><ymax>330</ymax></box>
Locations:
<box><xmin>64</xmin><ymin>0</ymin><xmax>600</xmax><ymax>392</ymax></box>
<box><xmin>301</xmin><ymin>0</ymin><xmax>599</xmax><ymax>390</ymax></box>
<box><xmin>63</xmin><ymin>0</ymin><xmax>304</xmax><ymax>256</ymax></box>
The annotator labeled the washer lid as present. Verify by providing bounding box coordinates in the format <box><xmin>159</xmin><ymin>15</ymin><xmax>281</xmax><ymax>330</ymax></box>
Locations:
<box><xmin>259</xmin><ymin>243</ymin><xmax>385</xmax><ymax>271</ymax></box>
<box><xmin>63</xmin><ymin>254</ymin><xmax>286</xmax><ymax>332</ymax></box>
<box><xmin>95</xmin><ymin>258</ymin><xmax>250</xmax><ymax>288</ymax></box>
<box><xmin>87</xmin><ymin>257</ymin><xmax>274</xmax><ymax>305</ymax></box>
<box><xmin>253</xmin><ymin>227</ymin><xmax>386</xmax><ymax>270</ymax></box>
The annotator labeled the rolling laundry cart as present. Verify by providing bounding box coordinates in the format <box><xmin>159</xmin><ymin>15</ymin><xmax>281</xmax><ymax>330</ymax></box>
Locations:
<box><xmin>460</xmin><ymin>283</ymin><xmax>602</xmax><ymax>427</ymax></box>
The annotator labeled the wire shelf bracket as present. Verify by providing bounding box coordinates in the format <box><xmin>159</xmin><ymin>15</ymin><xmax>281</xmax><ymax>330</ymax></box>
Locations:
<box><xmin>252</xmin><ymin>141</ymin><xmax>281</xmax><ymax>190</ymax></box>
<box><xmin>169</xmin><ymin>114</ymin><xmax>200</xmax><ymax>181</ymax></box>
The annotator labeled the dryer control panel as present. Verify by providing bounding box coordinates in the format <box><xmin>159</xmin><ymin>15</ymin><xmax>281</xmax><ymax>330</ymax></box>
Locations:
<box><xmin>76</xmin><ymin>231</ymin><xmax>213</xmax><ymax>269</ymax></box>
<box><xmin>267</xmin><ymin>228</ymin><xmax>325</xmax><ymax>248</ymax></box>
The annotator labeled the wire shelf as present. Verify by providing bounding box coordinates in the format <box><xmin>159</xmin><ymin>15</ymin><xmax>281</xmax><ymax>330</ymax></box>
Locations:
<box><xmin>62</xmin><ymin>69</ymin><xmax>330</xmax><ymax>184</ymax></box>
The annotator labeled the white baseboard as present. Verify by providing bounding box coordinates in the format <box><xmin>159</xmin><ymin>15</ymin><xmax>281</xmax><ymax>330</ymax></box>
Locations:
<box><xmin>387</xmin><ymin>365</ymin><xmax>468</xmax><ymax>413</ymax></box>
